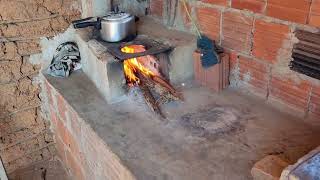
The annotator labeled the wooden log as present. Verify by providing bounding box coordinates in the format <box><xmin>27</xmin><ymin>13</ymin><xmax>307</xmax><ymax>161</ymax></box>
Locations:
<box><xmin>136</xmin><ymin>71</ymin><xmax>165</xmax><ymax>118</ymax></box>
<box><xmin>152</xmin><ymin>76</ymin><xmax>184</xmax><ymax>100</ymax></box>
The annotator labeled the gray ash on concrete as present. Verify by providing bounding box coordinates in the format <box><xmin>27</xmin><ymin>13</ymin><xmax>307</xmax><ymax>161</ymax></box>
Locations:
<box><xmin>179</xmin><ymin>104</ymin><xmax>247</xmax><ymax>139</ymax></box>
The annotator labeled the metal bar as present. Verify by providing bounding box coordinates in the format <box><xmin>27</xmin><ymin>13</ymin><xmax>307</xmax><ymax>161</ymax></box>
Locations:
<box><xmin>108</xmin><ymin>46</ymin><xmax>172</xmax><ymax>61</ymax></box>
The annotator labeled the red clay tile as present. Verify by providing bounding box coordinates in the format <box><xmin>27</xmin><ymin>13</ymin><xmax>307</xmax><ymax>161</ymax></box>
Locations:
<box><xmin>309</xmin><ymin>0</ymin><xmax>320</xmax><ymax>27</ymax></box>
<box><xmin>150</xmin><ymin>0</ymin><xmax>163</xmax><ymax>17</ymax></box>
<box><xmin>269</xmin><ymin>77</ymin><xmax>312</xmax><ymax>111</ymax></box>
<box><xmin>201</xmin><ymin>0</ymin><xmax>229</xmax><ymax>6</ymax></box>
<box><xmin>222</xmin><ymin>11</ymin><xmax>254</xmax><ymax>53</ymax></box>
<box><xmin>252</xmin><ymin>19</ymin><xmax>290</xmax><ymax>64</ymax></box>
<box><xmin>266</xmin><ymin>0</ymin><xmax>311</xmax><ymax>24</ymax></box>
<box><xmin>196</xmin><ymin>6</ymin><xmax>221</xmax><ymax>41</ymax></box>
<box><xmin>310</xmin><ymin>85</ymin><xmax>320</xmax><ymax>117</ymax></box>
<box><xmin>231</xmin><ymin>0</ymin><xmax>266</xmax><ymax>13</ymax></box>
<box><xmin>238</xmin><ymin>55</ymin><xmax>269</xmax><ymax>96</ymax></box>
<box><xmin>193</xmin><ymin>51</ymin><xmax>230</xmax><ymax>92</ymax></box>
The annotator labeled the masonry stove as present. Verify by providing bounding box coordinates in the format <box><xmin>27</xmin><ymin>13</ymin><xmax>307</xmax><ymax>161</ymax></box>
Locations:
<box><xmin>94</xmin><ymin>35</ymin><xmax>184</xmax><ymax>118</ymax></box>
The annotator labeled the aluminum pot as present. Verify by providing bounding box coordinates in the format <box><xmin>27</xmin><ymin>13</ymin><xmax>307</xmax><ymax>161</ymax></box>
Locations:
<box><xmin>72</xmin><ymin>12</ymin><xmax>137</xmax><ymax>42</ymax></box>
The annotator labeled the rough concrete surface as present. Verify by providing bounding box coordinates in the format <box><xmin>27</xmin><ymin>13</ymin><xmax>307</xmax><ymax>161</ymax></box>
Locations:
<box><xmin>46</xmin><ymin>71</ymin><xmax>320</xmax><ymax>180</ymax></box>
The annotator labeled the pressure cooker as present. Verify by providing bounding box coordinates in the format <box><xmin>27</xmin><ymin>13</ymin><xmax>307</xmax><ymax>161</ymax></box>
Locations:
<box><xmin>72</xmin><ymin>12</ymin><xmax>137</xmax><ymax>42</ymax></box>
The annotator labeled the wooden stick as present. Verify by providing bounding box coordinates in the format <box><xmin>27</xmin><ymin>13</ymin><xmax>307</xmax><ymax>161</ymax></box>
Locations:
<box><xmin>152</xmin><ymin>76</ymin><xmax>184</xmax><ymax>100</ymax></box>
<box><xmin>181</xmin><ymin>0</ymin><xmax>201</xmax><ymax>38</ymax></box>
<box><xmin>136</xmin><ymin>72</ymin><xmax>165</xmax><ymax>119</ymax></box>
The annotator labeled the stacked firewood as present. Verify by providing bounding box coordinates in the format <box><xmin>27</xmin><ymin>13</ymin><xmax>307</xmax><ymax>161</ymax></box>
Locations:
<box><xmin>122</xmin><ymin>45</ymin><xmax>183</xmax><ymax>118</ymax></box>
<box><xmin>135</xmin><ymin>70</ymin><xmax>183</xmax><ymax>119</ymax></box>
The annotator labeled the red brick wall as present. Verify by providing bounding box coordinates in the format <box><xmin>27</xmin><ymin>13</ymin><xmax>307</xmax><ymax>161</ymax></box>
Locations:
<box><xmin>0</xmin><ymin>0</ymin><xmax>80</xmax><ymax>174</ymax></box>
<box><xmin>150</xmin><ymin>0</ymin><xmax>163</xmax><ymax>17</ymax></box>
<box><xmin>44</xmin><ymin>79</ymin><xmax>135</xmax><ymax>180</ymax></box>
<box><xmin>310</xmin><ymin>0</ymin><xmax>320</xmax><ymax>27</ymax></box>
<box><xmin>149</xmin><ymin>0</ymin><xmax>320</xmax><ymax>121</ymax></box>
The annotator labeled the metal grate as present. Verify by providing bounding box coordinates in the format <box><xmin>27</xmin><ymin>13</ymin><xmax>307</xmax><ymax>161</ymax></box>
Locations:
<box><xmin>96</xmin><ymin>36</ymin><xmax>172</xmax><ymax>61</ymax></box>
<box><xmin>290</xmin><ymin>30</ymin><xmax>320</xmax><ymax>80</ymax></box>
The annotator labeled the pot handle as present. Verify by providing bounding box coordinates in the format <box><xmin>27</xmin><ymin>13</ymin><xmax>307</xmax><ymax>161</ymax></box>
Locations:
<box><xmin>72</xmin><ymin>17</ymin><xmax>101</xmax><ymax>29</ymax></box>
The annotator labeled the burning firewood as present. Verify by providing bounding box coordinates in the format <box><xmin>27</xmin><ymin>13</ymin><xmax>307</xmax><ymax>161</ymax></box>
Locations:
<box><xmin>136</xmin><ymin>71</ymin><xmax>165</xmax><ymax>118</ymax></box>
<box><xmin>121</xmin><ymin>45</ymin><xmax>183</xmax><ymax>119</ymax></box>
<box><xmin>152</xmin><ymin>76</ymin><xmax>184</xmax><ymax>101</ymax></box>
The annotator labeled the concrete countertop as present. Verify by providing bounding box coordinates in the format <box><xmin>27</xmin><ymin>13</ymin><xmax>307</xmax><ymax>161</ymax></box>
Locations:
<box><xmin>45</xmin><ymin>71</ymin><xmax>320</xmax><ymax>180</ymax></box>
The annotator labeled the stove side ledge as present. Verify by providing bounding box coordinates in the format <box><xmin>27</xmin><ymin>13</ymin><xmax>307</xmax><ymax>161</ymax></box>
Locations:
<box><xmin>42</xmin><ymin>71</ymin><xmax>136</xmax><ymax>180</ymax></box>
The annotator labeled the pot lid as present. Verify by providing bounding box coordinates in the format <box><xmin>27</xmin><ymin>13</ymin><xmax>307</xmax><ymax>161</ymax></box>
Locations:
<box><xmin>102</xmin><ymin>12</ymin><xmax>131</xmax><ymax>21</ymax></box>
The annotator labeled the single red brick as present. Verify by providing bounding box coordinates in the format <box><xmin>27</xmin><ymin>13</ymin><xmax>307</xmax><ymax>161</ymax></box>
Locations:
<box><xmin>221</xmin><ymin>54</ymin><xmax>230</xmax><ymax>88</ymax></box>
<box><xmin>68</xmin><ymin>132</ymin><xmax>81</xmax><ymax>161</ymax></box>
<box><xmin>49</xmin><ymin>105</ymin><xmax>58</xmax><ymax>129</ymax></box>
<box><xmin>231</xmin><ymin>0</ymin><xmax>266</xmax><ymax>13</ymax></box>
<box><xmin>196</xmin><ymin>6</ymin><xmax>221</xmax><ymax>41</ymax></box>
<box><xmin>252</xmin><ymin>19</ymin><xmax>290</xmax><ymax>64</ymax></box>
<box><xmin>69</xmin><ymin>108</ymin><xmax>81</xmax><ymax>137</ymax></box>
<box><xmin>239</xmin><ymin>56</ymin><xmax>269</xmax><ymax>72</ymax></box>
<box><xmin>310</xmin><ymin>0</ymin><xmax>320</xmax><ymax>14</ymax></box>
<box><xmin>193</xmin><ymin>51</ymin><xmax>202</xmax><ymax>83</ymax></box>
<box><xmin>309</xmin><ymin>86</ymin><xmax>320</xmax><ymax>116</ymax></box>
<box><xmin>150</xmin><ymin>0</ymin><xmax>163</xmax><ymax>17</ymax></box>
<box><xmin>66</xmin><ymin>149</ymin><xmax>85</xmax><ymax>180</ymax></box>
<box><xmin>56</xmin><ymin>117</ymin><xmax>71</xmax><ymax>148</ymax></box>
<box><xmin>309</xmin><ymin>0</ymin><xmax>320</xmax><ymax>27</ymax></box>
<box><xmin>227</xmin><ymin>50</ymin><xmax>239</xmax><ymax>71</ymax></box>
<box><xmin>63</xmin><ymin>130</ymin><xmax>83</xmax><ymax>172</ymax></box>
<box><xmin>254</xmin><ymin>19</ymin><xmax>290</xmax><ymax>34</ymax></box>
<box><xmin>267</xmin><ymin>0</ymin><xmax>311</xmax><ymax>10</ymax></box>
<box><xmin>206</xmin><ymin>61</ymin><xmax>222</xmax><ymax>92</ymax></box>
<box><xmin>201</xmin><ymin>0</ymin><xmax>229</xmax><ymax>6</ymax></box>
<box><xmin>55</xmin><ymin>136</ymin><xmax>67</xmax><ymax>165</ymax></box>
<box><xmin>219</xmin><ymin>56</ymin><xmax>224</xmax><ymax>90</ymax></box>
<box><xmin>193</xmin><ymin>51</ymin><xmax>230</xmax><ymax>92</ymax></box>
<box><xmin>270</xmin><ymin>77</ymin><xmax>312</xmax><ymax>111</ymax></box>
<box><xmin>309</xmin><ymin>15</ymin><xmax>320</xmax><ymax>27</ymax></box>
<box><xmin>266</xmin><ymin>0</ymin><xmax>311</xmax><ymax>24</ymax></box>
<box><xmin>238</xmin><ymin>55</ymin><xmax>269</xmax><ymax>95</ymax></box>
<box><xmin>56</xmin><ymin>93</ymin><xmax>67</xmax><ymax>122</ymax></box>
<box><xmin>194</xmin><ymin>51</ymin><xmax>205</xmax><ymax>86</ymax></box>
<box><xmin>222</xmin><ymin>11</ymin><xmax>254</xmax><ymax>53</ymax></box>
<box><xmin>45</xmin><ymin>80</ymin><xmax>54</xmax><ymax>106</ymax></box>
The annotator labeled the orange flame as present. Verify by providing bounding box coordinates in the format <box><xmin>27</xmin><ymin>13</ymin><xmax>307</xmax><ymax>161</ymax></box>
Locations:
<box><xmin>121</xmin><ymin>45</ymin><xmax>155</xmax><ymax>84</ymax></box>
